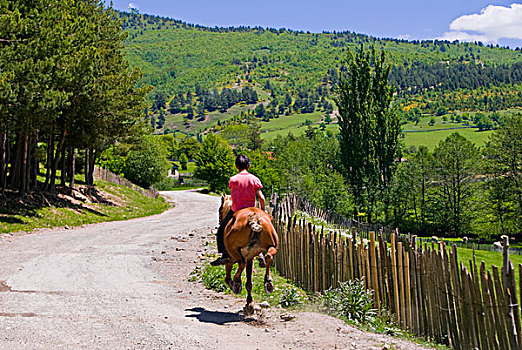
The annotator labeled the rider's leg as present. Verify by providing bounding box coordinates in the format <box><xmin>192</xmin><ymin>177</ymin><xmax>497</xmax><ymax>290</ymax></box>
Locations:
<box><xmin>210</xmin><ymin>210</ymin><xmax>235</xmax><ymax>266</ymax></box>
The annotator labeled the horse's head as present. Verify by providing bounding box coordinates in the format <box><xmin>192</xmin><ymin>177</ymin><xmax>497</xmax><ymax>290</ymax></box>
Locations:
<box><xmin>219</xmin><ymin>194</ymin><xmax>232</xmax><ymax>224</ymax></box>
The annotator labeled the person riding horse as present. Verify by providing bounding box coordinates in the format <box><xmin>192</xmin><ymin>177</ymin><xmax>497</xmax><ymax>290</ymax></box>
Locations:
<box><xmin>212</xmin><ymin>154</ymin><xmax>278</xmax><ymax>314</ymax></box>
<box><xmin>210</xmin><ymin>154</ymin><xmax>265</xmax><ymax>266</ymax></box>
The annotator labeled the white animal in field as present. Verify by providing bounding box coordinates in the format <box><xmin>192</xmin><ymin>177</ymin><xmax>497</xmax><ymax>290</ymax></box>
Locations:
<box><xmin>493</xmin><ymin>241</ymin><xmax>503</xmax><ymax>251</ymax></box>
<box><xmin>462</xmin><ymin>237</ymin><xmax>468</xmax><ymax>244</ymax></box>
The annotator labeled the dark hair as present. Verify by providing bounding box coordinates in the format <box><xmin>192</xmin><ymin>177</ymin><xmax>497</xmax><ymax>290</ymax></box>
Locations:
<box><xmin>235</xmin><ymin>154</ymin><xmax>251</xmax><ymax>171</ymax></box>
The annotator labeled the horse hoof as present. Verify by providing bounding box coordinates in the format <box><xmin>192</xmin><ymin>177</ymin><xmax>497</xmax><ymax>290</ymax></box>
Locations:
<box><xmin>243</xmin><ymin>304</ymin><xmax>254</xmax><ymax>316</ymax></box>
<box><xmin>232</xmin><ymin>280</ymin><xmax>242</xmax><ymax>295</ymax></box>
<box><xmin>264</xmin><ymin>281</ymin><xmax>274</xmax><ymax>294</ymax></box>
<box><xmin>258</xmin><ymin>255</ymin><xmax>266</xmax><ymax>268</ymax></box>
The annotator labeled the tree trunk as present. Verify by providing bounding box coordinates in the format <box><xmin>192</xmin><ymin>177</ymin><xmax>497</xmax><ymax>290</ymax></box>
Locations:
<box><xmin>85</xmin><ymin>148</ymin><xmax>90</xmax><ymax>185</ymax></box>
<box><xmin>49</xmin><ymin>127</ymin><xmax>67</xmax><ymax>193</ymax></box>
<box><xmin>60</xmin><ymin>147</ymin><xmax>66</xmax><ymax>186</ymax></box>
<box><xmin>0</xmin><ymin>128</ymin><xmax>7</xmax><ymax>191</ymax></box>
<box><xmin>8</xmin><ymin>133</ymin><xmax>22</xmax><ymax>191</ymax></box>
<box><xmin>19</xmin><ymin>134</ymin><xmax>29</xmax><ymax>197</ymax></box>
<box><xmin>85</xmin><ymin>148</ymin><xmax>95</xmax><ymax>186</ymax></box>
<box><xmin>68</xmin><ymin>147</ymin><xmax>76</xmax><ymax>188</ymax></box>
<box><xmin>44</xmin><ymin>122</ymin><xmax>54</xmax><ymax>189</ymax></box>
<box><xmin>31</xmin><ymin>131</ymin><xmax>39</xmax><ymax>190</ymax></box>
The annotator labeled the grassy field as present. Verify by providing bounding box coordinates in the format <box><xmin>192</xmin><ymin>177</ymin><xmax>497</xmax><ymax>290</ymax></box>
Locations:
<box><xmin>259</xmin><ymin>111</ymin><xmax>338</xmax><ymax>141</ymax></box>
<box><xmin>402</xmin><ymin>127</ymin><xmax>492</xmax><ymax>149</ymax></box>
<box><xmin>457</xmin><ymin>247</ymin><xmax>522</xmax><ymax>287</ymax></box>
<box><xmin>0</xmin><ymin>180</ymin><xmax>170</xmax><ymax>234</ymax></box>
<box><xmin>399</xmin><ymin>115</ymin><xmax>492</xmax><ymax>149</ymax></box>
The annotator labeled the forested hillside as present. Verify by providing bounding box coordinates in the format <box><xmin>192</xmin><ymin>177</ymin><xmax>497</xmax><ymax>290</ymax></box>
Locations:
<box><xmin>117</xmin><ymin>11</ymin><xmax>522</xmax><ymax>138</ymax></box>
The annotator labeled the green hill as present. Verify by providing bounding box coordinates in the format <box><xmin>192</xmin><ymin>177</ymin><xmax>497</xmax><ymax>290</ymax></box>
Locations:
<box><xmin>117</xmin><ymin>11</ymin><xmax>522</xmax><ymax>146</ymax></box>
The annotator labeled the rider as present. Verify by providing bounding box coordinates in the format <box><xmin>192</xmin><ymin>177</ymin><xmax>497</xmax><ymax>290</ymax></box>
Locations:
<box><xmin>210</xmin><ymin>154</ymin><xmax>265</xmax><ymax>266</ymax></box>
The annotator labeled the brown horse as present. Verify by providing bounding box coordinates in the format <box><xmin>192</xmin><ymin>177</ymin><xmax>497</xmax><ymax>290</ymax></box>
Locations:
<box><xmin>219</xmin><ymin>196</ymin><xmax>279</xmax><ymax>314</ymax></box>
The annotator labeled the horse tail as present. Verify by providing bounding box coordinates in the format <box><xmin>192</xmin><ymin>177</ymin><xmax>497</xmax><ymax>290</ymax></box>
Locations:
<box><xmin>247</xmin><ymin>213</ymin><xmax>263</xmax><ymax>232</ymax></box>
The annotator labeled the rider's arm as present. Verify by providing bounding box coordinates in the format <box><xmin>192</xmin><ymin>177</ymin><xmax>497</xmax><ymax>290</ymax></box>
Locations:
<box><xmin>256</xmin><ymin>189</ymin><xmax>266</xmax><ymax>211</ymax></box>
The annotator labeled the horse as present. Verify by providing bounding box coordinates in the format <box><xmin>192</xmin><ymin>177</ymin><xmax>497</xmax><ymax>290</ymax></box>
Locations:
<box><xmin>218</xmin><ymin>195</ymin><xmax>279</xmax><ymax>315</ymax></box>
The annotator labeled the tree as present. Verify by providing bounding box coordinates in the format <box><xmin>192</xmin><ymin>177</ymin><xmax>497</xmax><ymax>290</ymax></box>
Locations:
<box><xmin>152</xmin><ymin>91</ymin><xmax>167</xmax><ymax>111</ymax></box>
<box><xmin>324</xmin><ymin>114</ymin><xmax>333</xmax><ymax>124</ymax></box>
<box><xmin>254</xmin><ymin>103</ymin><xmax>265</xmax><ymax>118</ymax></box>
<box><xmin>431</xmin><ymin>133</ymin><xmax>479</xmax><ymax>235</ymax></box>
<box><xmin>159</xmin><ymin>134</ymin><xmax>178</xmax><ymax>160</ymax></box>
<box><xmin>123</xmin><ymin>135</ymin><xmax>171</xmax><ymax>188</ymax></box>
<box><xmin>194</xmin><ymin>134</ymin><xmax>235</xmax><ymax>192</ymax></box>
<box><xmin>179</xmin><ymin>153</ymin><xmax>188</xmax><ymax>170</ymax></box>
<box><xmin>484</xmin><ymin>115</ymin><xmax>522</xmax><ymax>236</ymax></box>
<box><xmin>335</xmin><ymin>46</ymin><xmax>401</xmax><ymax>222</ymax></box>
<box><xmin>177</xmin><ymin>137</ymin><xmax>201</xmax><ymax>160</ymax></box>
<box><xmin>0</xmin><ymin>0</ymin><xmax>148</xmax><ymax>194</ymax></box>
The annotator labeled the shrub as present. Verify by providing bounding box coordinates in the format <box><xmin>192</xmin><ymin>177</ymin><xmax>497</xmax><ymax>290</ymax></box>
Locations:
<box><xmin>321</xmin><ymin>278</ymin><xmax>376</xmax><ymax>324</ymax></box>
<box><xmin>123</xmin><ymin>135</ymin><xmax>171</xmax><ymax>188</ymax></box>
<box><xmin>201</xmin><ymin>265</ymin><xmax>228</xmax><ymax>292</ymax></box>
<box><xmin>152</xmin><ymin>177</ymin><xmax>177</xmax><ymax>190</ymax></box>
<box><xmin>278</xmin><ymin>287</ymin><xmax>303</xmax><ymax>308</ymax></box>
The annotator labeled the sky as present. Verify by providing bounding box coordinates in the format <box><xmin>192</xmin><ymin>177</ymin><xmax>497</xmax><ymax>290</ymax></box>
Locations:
<box><xmin>105</xmin><ymin>0</ymin><xmax>522</xmax><ymax>48</ymax></box>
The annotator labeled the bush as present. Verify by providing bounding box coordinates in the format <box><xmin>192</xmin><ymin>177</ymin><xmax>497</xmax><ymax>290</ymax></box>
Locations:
<box><xmin>321</xmin><ymin>278</ymin><xmax>376</xmax><ymax>324</ymax></box>
<box><xmin>152</xmin><ymin>177</ymin><xmax>177</xmax><ymax>190</ymax></box>
<box><xmin>123</xmin><ymin>135</ymin><xmax>171</xmax><ymax>188</ymax></box>
<box><xmin>201</xmin><ymin>265</ymin><xmax>228</xmax><ymax>292</ymax></box>
<box><xmin>278</xmin><ymin>287</ymin><xmax>303</xmax><ymax>308</ymax></box>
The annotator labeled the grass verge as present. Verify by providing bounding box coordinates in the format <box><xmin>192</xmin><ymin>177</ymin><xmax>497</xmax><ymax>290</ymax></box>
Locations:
<box><xmin>0</xmin><ymin>180</ymin><xmax>170</xmax><ymax>234</ymax></box>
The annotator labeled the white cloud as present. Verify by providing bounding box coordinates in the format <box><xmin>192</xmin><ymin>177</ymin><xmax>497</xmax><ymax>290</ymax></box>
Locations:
<box><xmin>439</xmin><ymin>3</ymin><xmax>522</xmax><ymax>44</ymax></box>
<box><xmin>128</xmin><ymin>2</ymin><xmax>138</xmax><ymax>10</ymax></box>
<box><xmin>396</xmin><ymin>34</ymin><xmax>411</xmax><ymax>40</ymax></box>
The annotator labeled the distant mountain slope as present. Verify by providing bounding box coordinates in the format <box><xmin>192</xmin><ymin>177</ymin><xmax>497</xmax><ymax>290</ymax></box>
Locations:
<box><xmin>118</xmin><ymin>11</ymin><xmax>522</xmax><ymax>96</ymax></box>
<box><xmin>117</xmin><ymin>11</ymin><xmax>522</xmax><ymax>140</ymax></box>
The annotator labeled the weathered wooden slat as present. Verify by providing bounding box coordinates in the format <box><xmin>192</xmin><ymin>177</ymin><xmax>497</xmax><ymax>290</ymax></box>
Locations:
<box><xmin>493</xmin><ymin>265</ymin><xmax>514</xmax><ymax>349</ymax></box>
<box><xmin>462</xmin><ymin>266</ymin><xmax>479</xmax><ymax>348</ymax></box>
<box><xmin>391</xmin><ymin>233</ymin><xmax>400</xmax><ymax>324</ymax></box>
<box><xmin>480</xmin><ymin>262</ymin><xmax>500</xmax><ymax>350</ymax></box>
<box><xmin>506</xmin><ymin>260</ymin><xmax>521</xmax><ymax>349</ymax></box>
<box><xmin>440</xmin><ymin>245</ymin><xmax>457</xmax><ymax>349</ymax></box>
<box><xmin>469</xmin><ymin>257</ymin><xmax>488</xmax><ymax>350</ymax></box>
<box><xmin>370</xmin><ymin>232</ymin><xmax>380</xmax><ymax>310</ymax></box>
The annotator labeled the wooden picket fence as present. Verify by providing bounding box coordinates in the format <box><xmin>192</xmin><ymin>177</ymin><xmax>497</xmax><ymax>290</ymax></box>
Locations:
<box><xmin>270</xmin><ymin>194</ymin><xmax>522</xmax><ymax>350</ymax></box>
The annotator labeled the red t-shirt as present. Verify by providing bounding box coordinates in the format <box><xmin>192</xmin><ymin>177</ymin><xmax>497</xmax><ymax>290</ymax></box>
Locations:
<box><xmin>229</xmin><ymin>172</ymin><xmax>263</xmax><ymax>212</ymax></box>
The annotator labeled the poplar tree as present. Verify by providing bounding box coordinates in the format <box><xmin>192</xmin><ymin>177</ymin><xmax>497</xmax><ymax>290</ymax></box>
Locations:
<box><xmin>335</xmin><ymin>46</ymin><xmax>401</xmax><ymax>222</ymax></box>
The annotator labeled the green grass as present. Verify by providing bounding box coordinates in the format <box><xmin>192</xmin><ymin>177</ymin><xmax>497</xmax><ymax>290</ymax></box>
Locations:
<box><xmin>455</xmin><ymin>246</ymin><xmax>522</xmax><ymax>286</ymax></box>
<box><xmin>198</xmin><ymin>260</ymin><xmax>307</xmax><ymax>309</ymax></box>
<box><xmin>0</xmin><ymin>180</ymin><xmax>170</xmax><ymax>234</ymax></box>
<box><xmin>402</xmin><ymin>127</ymin><xmax>492</xmax><ymax>149</ymax></box>
<box><xmin>400</xmin><ymin>115</ymin><xmax>494</xmax><ymax>149</ymax></box>
<box><xmin>260</xmin><ymin>111</ymin><xmax>336</xmax><ymax>141</ymax></box>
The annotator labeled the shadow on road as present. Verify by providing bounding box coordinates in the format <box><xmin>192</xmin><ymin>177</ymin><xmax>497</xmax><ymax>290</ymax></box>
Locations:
<box><xmin>185</xmin><ymin>307</ymin><xmax>243</xmax><ymax>325</ymax></box>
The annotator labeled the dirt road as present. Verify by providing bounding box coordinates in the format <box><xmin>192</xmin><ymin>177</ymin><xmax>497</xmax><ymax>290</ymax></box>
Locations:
<box><xmin>0</xmin><ymin>190</ymin><xmax>432</xmax><ymax>349</ymax></box>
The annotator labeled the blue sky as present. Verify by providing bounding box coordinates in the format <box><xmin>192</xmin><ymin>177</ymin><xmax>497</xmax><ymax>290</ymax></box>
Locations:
<box><xmin>105</xmin><ymin>1</ymin><xmax>522</xmax><ymax>47</ymax></box>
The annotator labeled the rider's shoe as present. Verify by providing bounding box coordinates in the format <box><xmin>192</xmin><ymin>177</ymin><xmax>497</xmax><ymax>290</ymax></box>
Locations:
<box><xmin>210</xmin><ymin>254</ymin><xmax>229</xmax><ymax>266</ymax></box>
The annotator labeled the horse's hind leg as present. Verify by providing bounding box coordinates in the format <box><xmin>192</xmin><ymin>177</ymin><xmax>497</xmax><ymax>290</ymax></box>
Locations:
<box><xmin>231</xmin><ymin>261</ymin><xmax>245</xmax><ymax>295</ymax></box>
<box><xmin>225</xmin><ymin>261</ymin><xmax>234</xmax><ymax>291</ymax></box>
<box><xmin>243</xmin><ymin>259</ymin><xmax>255</xmax><ymax>316</ymax></box>
<box><xmin>263</xmin><ymin>247</ymin><xmax>277</xmax><ymax>294</ymax></box>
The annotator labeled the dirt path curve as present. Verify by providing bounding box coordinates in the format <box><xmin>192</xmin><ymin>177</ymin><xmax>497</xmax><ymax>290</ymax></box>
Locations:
<box><xmin>0</xmin><ymin>190</ymin><xmax>432</xmax><ymax>350</ymax></box>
